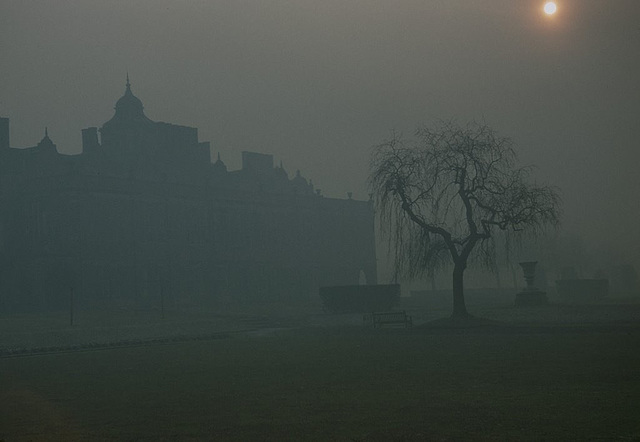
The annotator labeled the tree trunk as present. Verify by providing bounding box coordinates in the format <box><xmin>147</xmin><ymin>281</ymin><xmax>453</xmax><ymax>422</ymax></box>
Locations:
<box><xmin>451</xmin><ymin>261</ymin><xmax>469</xmax><ymax>319</ymax></box>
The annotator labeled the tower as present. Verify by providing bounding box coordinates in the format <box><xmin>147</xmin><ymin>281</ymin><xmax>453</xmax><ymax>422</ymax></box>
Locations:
<box><xmin>0</xmin><ymin>117</ymin><xmax>9</xmax><ymax>150</ymax></box>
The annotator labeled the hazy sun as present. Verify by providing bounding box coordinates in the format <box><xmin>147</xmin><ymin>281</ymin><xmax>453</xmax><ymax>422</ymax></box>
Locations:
<box><xmin>544</xmin><ymin>2</ymin><xmax>557</xmax><ymax>15</ymax></box>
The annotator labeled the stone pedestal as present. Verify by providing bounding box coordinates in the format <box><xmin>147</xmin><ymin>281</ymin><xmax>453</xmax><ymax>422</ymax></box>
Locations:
<box><xmin>515</xmin><ymin>261</ymin><xmax>548</xmax><ymax>306</ymax></box>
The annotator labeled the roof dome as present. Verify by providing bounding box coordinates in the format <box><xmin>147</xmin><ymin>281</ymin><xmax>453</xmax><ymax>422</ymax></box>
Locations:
<box><xmin>291</xmin><ymin>169</ymin><xmax>313</xmax><ymax>194</ymax></box>
<box><xmin>292</xmin><ymin>169</ymin><xmax>307</xmax><ymax>186</ymax></box>
<box><xmin>116</xmin><ymin>82</ymin><xmax>144</xmax><ymax>112</ymax></box>
<box><xmin>37</xmin><ymin>127</ymin><xmax>56</xmax><ymax>149</ymax></box>
<box><xmin>104</xmin><ymin>75</ymin><xmax>153</xmax><ymax>126</ymax></box>
<box><xmin>212</xmin><ymin>152</ymin><xmax>228</xmax><ymax>173</ymax></box>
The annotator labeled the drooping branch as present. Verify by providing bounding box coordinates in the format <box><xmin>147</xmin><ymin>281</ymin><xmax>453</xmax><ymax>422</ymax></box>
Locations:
<box><xmin>369</xmin><ymin>120</ymin><xmax>561</xmax><ymax>285</ymax></box>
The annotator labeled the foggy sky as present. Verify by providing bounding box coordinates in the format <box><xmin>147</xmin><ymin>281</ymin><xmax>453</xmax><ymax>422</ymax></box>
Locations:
<box><xmin>1</xmin><ymin>0</ymin><xmax>639</xmax><ymax>268</ymax></box>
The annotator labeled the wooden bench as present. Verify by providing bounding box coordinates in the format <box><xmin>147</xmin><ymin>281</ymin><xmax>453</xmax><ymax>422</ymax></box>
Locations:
<box><xmin>368</xmin><ymin>310</ymin><xmax>413</xmax><ymax>329</ymax></box>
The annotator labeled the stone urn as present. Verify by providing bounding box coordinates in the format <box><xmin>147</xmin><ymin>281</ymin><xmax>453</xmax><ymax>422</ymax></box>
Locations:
<box><xmin>515</xmin><ymin>261</ymin><xmax>548</xmax><ymax>306</ymax></box>
<box><xmin>519</xmin><ymin>261</ymin><xmax>539</xmax><ymax>291</ymax></box>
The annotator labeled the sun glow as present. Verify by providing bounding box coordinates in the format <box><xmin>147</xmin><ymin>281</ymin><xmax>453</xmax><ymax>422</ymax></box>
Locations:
<box><xmin>544</xmin><ymin>2</ymin><xmax>557</xmax><ymax>15</ymax></box>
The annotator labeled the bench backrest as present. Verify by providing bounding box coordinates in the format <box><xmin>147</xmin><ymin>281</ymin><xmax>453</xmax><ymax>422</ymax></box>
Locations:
<box><xmin>373</xmin><ymin>311</ymin><xmax>408</xmax><ymax>321</ymax></box>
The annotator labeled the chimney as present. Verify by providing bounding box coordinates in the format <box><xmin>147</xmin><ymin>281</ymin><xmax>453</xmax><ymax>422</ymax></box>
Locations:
<box><xmin>81</xmin><ymin>127</ymin><xmax>100</xmax><ymax>153</ymax></box>
<box><xmin>0</xmin><ymin>117</ymin><xmax>9</xmax><ymax>150</ymax></box>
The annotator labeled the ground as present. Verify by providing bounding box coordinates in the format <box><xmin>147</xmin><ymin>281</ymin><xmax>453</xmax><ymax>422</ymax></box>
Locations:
<box><xmin>1</xmin><ymin>299</ymin><xmax>640</xmax><ymax>441</ymax></box>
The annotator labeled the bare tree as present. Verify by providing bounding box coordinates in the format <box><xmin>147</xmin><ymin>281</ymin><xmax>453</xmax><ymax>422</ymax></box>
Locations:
<box><xmin>370</xmin><ymin>121</ymin><xmax>560</xmax><ymax>319</ymax></box>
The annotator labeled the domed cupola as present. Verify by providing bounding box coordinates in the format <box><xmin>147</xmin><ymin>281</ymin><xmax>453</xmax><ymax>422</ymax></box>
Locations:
<box><xmin>104</xmin><ymin>75</ymin><xmax>153</xmax><ymax>126</ymax></box>
<box><xmin>212</xmin><ymin>152</ymin><xmax>228</xmax><ymax>173</ymax></box>
<box><xmin>291</xmin><ymin>169</ymin><xmax>313</xmax><ymax>194</ymax></box>
<box><xmin>292</xmin><ymin>169</ymin><xmax>307</xmax><ymax>186</ymax></box>
<box><xmin>36</xmin><ymin>127</ymin><xmax>56</xmax><ymax>151</ymax></box>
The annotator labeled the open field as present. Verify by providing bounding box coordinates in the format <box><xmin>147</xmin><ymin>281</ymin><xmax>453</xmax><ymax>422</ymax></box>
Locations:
<box><xmin>2</xmin><ymin>305</ymin><xmax>640</xmax><ymax>441</ymax></box>
<box><xmin>3</xmin><ymin>298</ymin><xmax>640</xmax><ymax>352</ymax></box>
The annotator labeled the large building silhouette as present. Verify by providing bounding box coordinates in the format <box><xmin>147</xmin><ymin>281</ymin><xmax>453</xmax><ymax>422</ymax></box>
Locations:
<box><xmin>0</xmin><ymin>79</ymin><xmax>377</xmax><ymax>311</ymax></box>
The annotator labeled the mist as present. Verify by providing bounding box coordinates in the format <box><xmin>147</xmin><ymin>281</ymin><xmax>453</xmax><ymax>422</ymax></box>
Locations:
<box><xmin>2</xmin><ymin>1</ymin><xmax>640</xmax><ymax>440</ymax></box>
<box><xmin>2</xmin><ymin>0</ymin><xmax>639</xmax><ymax>270</ymax></box>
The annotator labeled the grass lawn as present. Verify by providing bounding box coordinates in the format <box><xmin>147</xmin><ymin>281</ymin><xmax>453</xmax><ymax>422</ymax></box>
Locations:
<box><xmin>2</xmin><ymin>325</ymin><xmax>640</xmax><ymax>441</ymax></box>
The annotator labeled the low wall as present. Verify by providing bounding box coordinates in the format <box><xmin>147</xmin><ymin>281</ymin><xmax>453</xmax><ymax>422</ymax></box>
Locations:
<box><xmin>556</xmin><ymin>279</ymin><xmax>609</xmax><ymax>302</ymax></box>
